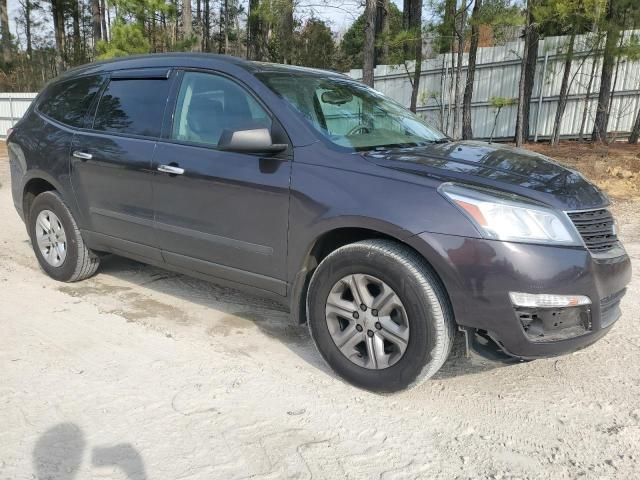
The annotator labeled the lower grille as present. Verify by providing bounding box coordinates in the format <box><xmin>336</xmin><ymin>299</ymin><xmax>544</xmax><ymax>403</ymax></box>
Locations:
<box><xmin>567</xmin><ymin>208</ymin><xmax>618</xmax><ymax>253</ymax></box>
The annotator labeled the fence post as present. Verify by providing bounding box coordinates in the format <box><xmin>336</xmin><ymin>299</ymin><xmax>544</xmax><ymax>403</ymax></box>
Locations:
<box><xmin>534</xmin><ymin>52</ymin><xmax>549</xmax><ymax>142</ymax></box>
<box><xmin>9</xmin><ymin>96</ymin><xmax>14</xmax><ymax>127</ymax></box>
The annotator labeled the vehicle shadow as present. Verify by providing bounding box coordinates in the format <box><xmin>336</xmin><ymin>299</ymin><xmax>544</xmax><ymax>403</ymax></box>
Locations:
<box><xmin>33</xmin><ymin>423</ymin><xmax>147</xmax><ymax>479</ymax></box>
<box><xmin>93</xmin><ymin>255</ymin><xmax>502</xmax><ymax>382</ymax></box>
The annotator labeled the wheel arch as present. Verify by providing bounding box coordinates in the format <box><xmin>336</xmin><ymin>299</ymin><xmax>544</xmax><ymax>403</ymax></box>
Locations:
<box><xmin>21</xmin><ymin>170</ymin><xmax>78</xmax><ymax>225</ymax></box>
<box><xmin>289</xmin><ymin>225</ymin><xmax>454</xmax><ymax>326</ymax></box>
<box><xmin>23</xmin><ymin>177</ymin><xmax>57</xmax><ymax>223</ymax></box>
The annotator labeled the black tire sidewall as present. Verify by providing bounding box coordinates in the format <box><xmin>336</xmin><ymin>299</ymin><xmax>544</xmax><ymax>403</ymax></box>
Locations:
<box><xmin>28</xmin><ymin>192</ymin><xmax>81</xmax><ymax>282</ymax></box>
<box><xmin>308</xmin><ymin>245</ymin><xmax>440</xmax><ymax>392</ymax></box>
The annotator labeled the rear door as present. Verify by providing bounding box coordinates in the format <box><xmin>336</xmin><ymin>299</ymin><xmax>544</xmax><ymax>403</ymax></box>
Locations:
<box><xmin>151</xmin><ymin>70</ymin><xmax>292</xmax><ymax>295</ymax></box>
<box><xmin>70</xmin><ymin>69</ymin><xmax>174</xmax><ymax>252</ymax></box>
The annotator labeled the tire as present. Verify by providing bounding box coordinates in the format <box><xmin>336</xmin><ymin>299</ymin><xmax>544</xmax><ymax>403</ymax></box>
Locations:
<box><xmin>307</xmin><ymin>239</ymin><xmax>455</xmax><ymax>392</ymax></box>
<box><xmin>27</xmin><ymin>191</ymin><xmax>100</xmax><ymax>282</ymax></box>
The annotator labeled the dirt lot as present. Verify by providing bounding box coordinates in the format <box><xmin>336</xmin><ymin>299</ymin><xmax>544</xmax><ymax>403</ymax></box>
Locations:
<box><xmin>1</xmin><ymin>142</ymin><xmax>639</xmax><ymax>479</ymax></box>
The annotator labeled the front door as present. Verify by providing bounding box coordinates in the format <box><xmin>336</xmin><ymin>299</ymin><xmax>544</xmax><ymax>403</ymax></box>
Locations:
<box><xmin>151</xmin><ymin>70</ymin><xmax>291</xmax><ymax>295</ymax></box>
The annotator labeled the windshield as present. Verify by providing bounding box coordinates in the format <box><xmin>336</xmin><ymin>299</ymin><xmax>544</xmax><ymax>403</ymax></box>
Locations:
<box><xmin>256</xmin><ymin>72</ymin><xmax>448</xmax><ymax>151</ymax></box>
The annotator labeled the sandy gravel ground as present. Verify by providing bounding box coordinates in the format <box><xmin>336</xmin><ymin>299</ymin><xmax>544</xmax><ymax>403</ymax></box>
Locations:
<box><xmin>1</xmin><ymin>147</ymin><xmax>640</xmax><ymax>480</ymax></box>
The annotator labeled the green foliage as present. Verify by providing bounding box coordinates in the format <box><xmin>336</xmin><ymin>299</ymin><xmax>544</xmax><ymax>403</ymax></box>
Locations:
<box><xmin>113</xmin><ymin>0</ymin><xmax>175</xmax><ymax>25</ymax></box>
<box><xmin>489</xmin><ymin>96</ymin><xmax>515</xmax><ymax>142</ymax></box>
<box><xmin>432</xmin><ymin>0</ymin><xmax>523</xmax><ymax>54</ymax></box>
<box><xmin>476</xmin><ymin>0</ymin><xmax>523</xmax><ymax>42</ymax></box>
<box><xmin>96</xmin><ymin>21</ymin><xmax>150</xmax><ymax>59</ymax></box>
<box><xmin>386</xmin><ymin>27</ymin><xmax>421</xmax><ymax>66</ymax></box>
<box><xmin>338</xmin><ymin>3</ymin><xmax>405</xmax><ymax>70</ymax></box>
<box><xmin>489</xmin><ymin>96</ymin><xmax>516</xmax><ymax>108</ymax></box>
<box><xmin>535</xmin><ymin>0</ymin><xmax>606</xmax><ymax>36</ymax></box>
<box><xmin>294</xmin><ymin>18</ymin><xmax>335</xmax><ymax>69</ymax></box>
<box><xmin>619</xmin><ymin>33</ymin><xmax>640</xmax><ymax>62</ymax></box>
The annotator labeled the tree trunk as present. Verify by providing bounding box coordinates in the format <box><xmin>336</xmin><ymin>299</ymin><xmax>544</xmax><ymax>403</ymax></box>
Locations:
<box><xmin>100</xmin><ymin>0</ymin><xmax>108</xmax><ymax>41</ymax></box>
<box><xmin>194</xmin><ymin>0</ymin><xmax>201</xmax><ymax>51</ymax></box>
<box><xmin>72</xmin><ymin>0</ymin><xmax>81</xmax><ymax>63</ymax></box>
<box><xmin>0</xmin><ymin>0</ymin><xmax>11</xmax><ymax>63</ymax></box>
<box><xmin>279</xmin><ymin>0</ymin><xmax>293</xmax><ymax>63</ymax></box>
<box><xmin>235</xmin><ymin>6</ymin><xmax>241</xmax><ymax>56</ymax></box>
<box><xmin>375</xmin><ymin>0</ymin><xmax>389</xmax><ymax>64</ymax></box>
<box><xmin>462</xmin><ymin>0</ymin><xmax>481</xmax><ymax>140</ymax></box>
<box><xmin>605</xmin><ymin>31</ymin><xmax>625</xmax><ymax>138</ymax></box>
<box><xmin>452</xmin><ymin>5</ymin><xmax>466</xmax><ymax>139</ymax></box>
<box><xmin>224</xmin><ymin>0</ymin><xmax>229</xmax><ymax>54</ymax></box>
<box><xmin>381</xmin><ymin>0</ymin><xmax>390</xmax><ymax>63</ymax></box>
<box><xmin>24</xmin><ymin>0</ymin><xmax>33</xmax><ymax>58</ymax></box>
<box><xmin>405</xmin><ymin>0</ymin><xmax>422</xmax><ymax>113</ymax></box>
<box><xmin>248</xmin><ymin>0</ymin><xmax>260</xmax><ymax>60</ymax></box>
<box><xmin>521</xmin><ymin>25</ymin><xmax>539</xmax><ymax>142</ymax></box>
<box><xmin>52</xmin><ymin>0</ymin><xmax>66</xmax><ymax>72</ymax></box>
<box><xmin>551</xmin><ymin>33</ymin><xmax>575</xmax><ymax>146</ymax></box>
<box><xmin>362</xmin><ymin>0</ymin><xmax>377</xmax><ymax>87</ymax></box>
<box><xmin>183</xmin><ymin>0</ymin><xmax>193</xmax><ymax>42</ymax></box>
<box><xmin>439</xmin><ymin>0</ymin><xmax>456</xmax><ymax>54</ymax></box>
<box><xmin>218</xmin><ymin>4</ymin><xmax>223</xmax><ymax>53</ymax></box>
<box><xmin>203</xmin><ymin>0</ymin><xmax>210</xmax><ymax>51</ymax></box>
<box><xmin>91</xmin><ymin>0</ymin><xmax>102</xmax><ymax>51</ymax></box>
<box><xmin>591</xmin><ymin>2</ymin><xmax>621</xmax><ymax>142</ymax></box>
<box><xmin>106</xmin><ymin>1</ymin><xmax>111</xmax><ymax>39</ymax></box>
<box><xmin>578</xmin><ymin>36</ymin><xmax>601</xmax><ymax>141</ymax></box>
<box><xmin>515</xmin><ymin>2</ymin><xmax>532</xmax><ymax>147</ymax></box>
<box><xmin>629</xmin><ymin>106</ymin><xmax>640</xmax><ymax>144</ymax></box>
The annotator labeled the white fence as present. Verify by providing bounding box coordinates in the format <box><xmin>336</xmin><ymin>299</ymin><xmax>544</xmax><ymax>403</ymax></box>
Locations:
<box><xmin>347</xmin><ymin>30</ymin><xmax>640</xmax><ymax>140</ymax></box>
<box><xmin>3</xmin><ymin>33</ymin><xmax>640</xmax><ymax>141</ymax></box>
<box><xmin>0</xmin><ymin>93</ymin><xmax>38</xmax><ymax>138</ymax></box>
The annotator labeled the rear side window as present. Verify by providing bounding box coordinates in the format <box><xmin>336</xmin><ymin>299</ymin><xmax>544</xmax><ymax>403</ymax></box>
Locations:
<box><xmin>38</xmin><ymin>75</ymin><xmax>104</xmax><ymax>128</ymax></box>
<box><xmin>93</xmin><ymin>78</ymin><xmax>170</xmax><ymax>137</ymax></box>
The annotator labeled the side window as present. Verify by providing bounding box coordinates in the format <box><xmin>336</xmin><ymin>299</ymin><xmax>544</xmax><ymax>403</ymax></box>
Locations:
<box><xmin>38</xmin><ymin>75</ymin><xmax>104</xmax><ymax>128</ymax></box>
<box><xmin>172</xmin><ymin>71</ymin><xmax>272</xmax><ymax>147</ymax></box>
<box><xmin>93</xmin><ymin>78</ymin><xmax>170</xmax><ymax>137</ymax></box>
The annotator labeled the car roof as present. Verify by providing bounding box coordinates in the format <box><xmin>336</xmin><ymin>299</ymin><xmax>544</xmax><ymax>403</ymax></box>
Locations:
<box><xmin>57</xmin><ymin>53</ymin><xmax>348</xmax><ymax>81</ymax></box>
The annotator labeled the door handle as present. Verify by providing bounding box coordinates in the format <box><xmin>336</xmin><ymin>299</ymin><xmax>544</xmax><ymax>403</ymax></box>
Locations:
<box><xmin>157</xmin><ymin>165</ymin><xmax>185</xmax><ymax>175</ymax></box>
<box><xmin>72</xmin><ymin>150</ymin><xmax>92</xmax><ymax>160</ymax></box>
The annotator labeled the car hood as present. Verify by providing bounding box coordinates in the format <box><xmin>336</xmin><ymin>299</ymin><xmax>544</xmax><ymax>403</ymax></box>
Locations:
<box><xmin>363</xmin><ymin>140</ymin><xmax>608</xmax><ymax>210</ymax></box>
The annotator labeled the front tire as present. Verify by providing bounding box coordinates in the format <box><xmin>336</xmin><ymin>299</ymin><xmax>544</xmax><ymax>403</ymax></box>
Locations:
<box><xmin>307</xmin><ymin>239</ymin><xmax>454</xmax><ymax>392</ymax></box>
<box><xmin>28</xmin><ymin>191</ymin><xmax>100</xmax><ymax>282</ymax></box>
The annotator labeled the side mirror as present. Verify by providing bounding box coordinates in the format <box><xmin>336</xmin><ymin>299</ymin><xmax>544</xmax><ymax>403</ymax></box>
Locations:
<box><xmin>218</xmin><ymin>128</ymin><xmax>287</xmax><ymax>154</ymax></box>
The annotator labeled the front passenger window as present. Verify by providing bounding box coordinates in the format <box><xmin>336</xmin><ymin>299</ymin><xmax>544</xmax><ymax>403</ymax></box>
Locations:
<box><xmin>172</xmin><ymin>72</ymin><xmax>272</xmax><ymax>147</ymax></box>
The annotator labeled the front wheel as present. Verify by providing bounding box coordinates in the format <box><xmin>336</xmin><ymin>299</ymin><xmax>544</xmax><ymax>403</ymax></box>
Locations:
<box><xmin>307</xmin><ymin>239</ymin><xmax>455</xmax><ymax>392</ymax></box>
<box><xmin>28</xmin><ymin>191</ymin><xmax>100</xmax><ymax>282</ymax></box>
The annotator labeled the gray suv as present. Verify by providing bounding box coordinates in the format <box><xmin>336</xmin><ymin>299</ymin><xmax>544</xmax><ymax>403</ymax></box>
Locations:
<box><xmin>8</xmin><ymin>54</ymin><xmax>631</xmax><ymax>391</ymax></box>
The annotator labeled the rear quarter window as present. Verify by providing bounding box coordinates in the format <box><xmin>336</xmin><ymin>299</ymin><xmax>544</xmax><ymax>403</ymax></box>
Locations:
<box><xmin>93</xmin><ymin>78</ymin><xmax>170</xmax><ymax>138</ymax></box>
<box><xmin>38</xmin><ymin>75</ymin><xmax>105</xmax><ymax>128</ymax></box>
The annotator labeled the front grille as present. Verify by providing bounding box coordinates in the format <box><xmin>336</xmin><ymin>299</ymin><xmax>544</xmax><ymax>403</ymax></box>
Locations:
<box><xmin>567</xmin><ymin>208</ymin><xmax>618</xmax><ymax>253</ymax></box>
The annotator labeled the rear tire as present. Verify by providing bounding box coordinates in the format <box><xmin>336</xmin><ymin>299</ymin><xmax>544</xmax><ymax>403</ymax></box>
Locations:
<box><xmin>307</xmin><ymin>239</ymin><xmax>454</xmax><ymax>392</ymax></box>
<box><xmin>28</xmin><ymin>191</ymin><xmax>100</xmax><ymax>282</ymax></box>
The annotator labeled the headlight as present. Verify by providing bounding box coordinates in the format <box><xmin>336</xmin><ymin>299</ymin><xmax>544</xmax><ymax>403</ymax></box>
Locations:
<box><xmin>438</xmin><ymin>183</ymin><xmax>582</xmax><ymax>246</ymax></box>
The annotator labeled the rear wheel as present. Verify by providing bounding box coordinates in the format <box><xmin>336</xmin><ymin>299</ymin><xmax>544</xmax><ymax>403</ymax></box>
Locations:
<box><xmin>28</xmin><ymin>191</ymin><xmax>100</xmax><ymax>282</ymax></box>
<box><xmin>307</xmin><ymin>239</ymin><xmax>454</xmax><ymax>392</ymax></box>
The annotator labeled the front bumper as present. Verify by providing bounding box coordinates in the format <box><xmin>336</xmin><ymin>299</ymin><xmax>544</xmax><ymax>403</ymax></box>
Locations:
<box><xmin>409</xmin><ymin>232</ymin><xmax>632</xmax><ymax>359</ymax></box>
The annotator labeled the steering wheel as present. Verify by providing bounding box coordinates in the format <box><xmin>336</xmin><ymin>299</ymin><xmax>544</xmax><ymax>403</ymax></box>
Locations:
<box><xmin>347</xmin><ymin>124</ymin><xmax>371</xmax><ymax>135</ymax></box>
